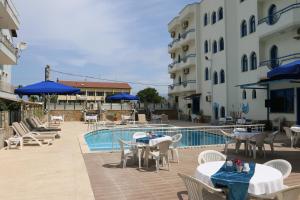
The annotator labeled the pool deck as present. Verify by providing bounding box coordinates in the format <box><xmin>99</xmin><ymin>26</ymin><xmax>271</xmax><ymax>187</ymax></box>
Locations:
<box><xmin>0</xmin><ymin>121</ymin><xmax>299</xmax><ymax>200</ymax></box>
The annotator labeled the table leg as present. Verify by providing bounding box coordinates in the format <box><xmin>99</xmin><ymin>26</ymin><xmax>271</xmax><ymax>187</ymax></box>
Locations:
<box><xmin>144</xmin><ymin>147</ymin><xmax>150</xmax><ymax>168</ymax></box>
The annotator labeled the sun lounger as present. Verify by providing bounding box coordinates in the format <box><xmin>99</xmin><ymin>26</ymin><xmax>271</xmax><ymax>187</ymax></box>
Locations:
<box><xmin>26</xmin><ymin>117</ymin><xmax>61</xmax><ymax>132</ymax></box>
<box><xmin>12</xmin><ymin>122</ymin><xmax>55</xmax><ymax>146</ymax></box>
<box><xmin>20</xmin><ymin>121</ymin><xmax>60</xmax><ymax>138</ymax></box>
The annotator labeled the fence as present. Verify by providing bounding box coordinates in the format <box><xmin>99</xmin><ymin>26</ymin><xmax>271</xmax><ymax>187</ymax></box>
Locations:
<box><xmin>85</xmin><ymin>124</ymin><xmax>265</xmax><ymax>152</ymax></box>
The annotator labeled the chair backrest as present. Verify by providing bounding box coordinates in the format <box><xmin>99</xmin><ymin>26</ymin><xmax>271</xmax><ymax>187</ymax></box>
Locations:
<box><xmin>12</xmin><ymin>122</ymin><xmax>26</xmax><ymax>137</ymax></box>
<box><xmin>32</xmin><ymin>117</ymin><xmax>42</xmax><ymax>126</ymax></box>
<box><xmin>251</xmin><ymin>132</ymin><xmax>268</xmax><ymax>146</ymax></box>
<box><xmin>171</xmin><ymin>133</ymin><xmax>182</xmax><ymax>148</ymax></box>
<box><xmin>274</xmin><ymin>185</ymin><xmax>300</xmax><ymax>200</ymax></box>
<box><xmin>157</xmin><ymin>140</ymin><xmax>172</xmax><ymax>156</ymax></box>
<box><xmin>198</xmin><ymin>150</ymin><xmax>226</xmax><ymax>165</ymax></box>
<box><xmin>20</xmin><ymin>121</ymin><xmax>31</xmax><ymax>133</ymax></box>
<box><xmin>161</xmin><ymin>114</ymin><xmax>168</xmax><ymax>123</ymax></box>
<box><xmin>264</xmin><ymin>159</ymin><xmax>292</xmax><ymax>179</ymax></box>
<box><xmin>138</xmin><ymin>114</ymin><xmax>147</xmax><ymax>123</ymax></box>
<box><xmin>132</xmin><ymin>132</ymin><xmax>147</xmax><ymax>140</ymax></box>
<box><xmin>269</xmin><ymin>130</ymin><xmax>279</xmax><ymax>143</ymax></box>
<box><xmin>178</xmin><ymin>173</ymin><xmax>223</xmax><ymax>200</ymax></box>
<box><xmin>283</xmin><ymin>127</ymin><xmax>293</xmax><ymax>138</ymax></box>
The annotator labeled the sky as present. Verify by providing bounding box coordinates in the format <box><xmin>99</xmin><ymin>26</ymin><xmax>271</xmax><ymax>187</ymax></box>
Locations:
<box><xmin>12</xmin><ymin>0</ymin><xmax>196</xmax><ymax>95</ymax></box>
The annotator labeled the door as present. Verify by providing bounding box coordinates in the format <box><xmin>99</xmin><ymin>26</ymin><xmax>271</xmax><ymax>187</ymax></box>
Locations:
<box><xmin>192</xmin><ymin>97</ymin><xmax>200</xmax><ymax>114</ymax></box>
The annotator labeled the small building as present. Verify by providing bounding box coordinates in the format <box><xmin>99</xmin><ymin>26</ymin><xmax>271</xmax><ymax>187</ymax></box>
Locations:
<box><xmin>57</xmin><ymin>80</ymin><xmax>131</xmax><ymax>107</ymax></box>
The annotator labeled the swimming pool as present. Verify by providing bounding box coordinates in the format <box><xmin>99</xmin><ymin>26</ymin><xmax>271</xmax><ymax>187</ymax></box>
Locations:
<box><xmin>84</xmin><ymin>126</ymin><xmax>228</xmax><ymax>151</ymax></box>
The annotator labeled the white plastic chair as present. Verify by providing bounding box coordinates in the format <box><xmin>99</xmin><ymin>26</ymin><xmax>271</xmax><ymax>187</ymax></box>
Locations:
<box><xmin>248</xmin><ymin>133</ymin><xmax>268</xmax><ymax>159</ymax></box>
<box><xmin>118</xmin><ymin>139</ymin><xmax>134</xmax><ymax>168</ymax></box>
<box><xmin>251</xmin><ymin>185</ymin><xmax>300</xmax><ymax>200</ymax></box>
<box><xmin>264</xmin><ymin>131</ymin><xmax>279</xmax><ymax>153</ymax></box>
<box><xmin>283</xmin><ymin>127</ymin><xmax>296</xmax><ymax>148</ymax></box>
<box><xmin>169</xmin><ymin>133</ymin><xmax>182</xmax><ymax>163</ymax></box>
<box><xmin>178</xmin><ymin>173</ymin><xmax>225</xmax><ymax>200</ymax></box>
<box><xmin>220</xmin><ymin>130</ymin><xmax>236</xmax><ymax>154</ymax></box>
<box><xmin>264</xmin><ymin>159</ymin><xmax>292</xmax><ymax>180</ymax></box>
<box><xmin>198</xmin><ymin>150</ymin><xmax>226</xmax><ymax>165</ymax></box>
<box><xmin>149</xmin><ymin>140</ymin><xmax>172</xmax><ymax>172</ymax></box>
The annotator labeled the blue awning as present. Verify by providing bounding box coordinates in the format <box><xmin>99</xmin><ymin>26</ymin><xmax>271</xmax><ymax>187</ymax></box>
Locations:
<box><xmin>107</xmin><ymin>93</ymin><xmax>139</xmax><ymax>101</ymax></box>
<box><xmin>267</xmin><ymin>60</ymin><xmax>300</xmax><ymax>79</ymax></box>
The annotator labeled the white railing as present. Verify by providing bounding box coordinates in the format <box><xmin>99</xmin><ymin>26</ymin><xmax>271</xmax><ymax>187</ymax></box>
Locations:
<box><xmin>86</xmin><ymin>124</ymin><xmax>265</xmax><ymax>152</ymax></box>
<box><xmin>0</xmin><ymin>81</ymin><xmax>15</xmax><ymax>93</ymax></box>
<box><xmin>0</xmin><ymin>31</ymin><xmax>17</xmax><ymax>56</ymax></box>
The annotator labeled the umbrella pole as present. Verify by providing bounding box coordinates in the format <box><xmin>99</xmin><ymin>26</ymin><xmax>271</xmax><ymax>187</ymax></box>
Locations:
<box><xmin>47</xmin><ymin>95</ymin><xmax>50</xmax><ymax>127</ymax></box>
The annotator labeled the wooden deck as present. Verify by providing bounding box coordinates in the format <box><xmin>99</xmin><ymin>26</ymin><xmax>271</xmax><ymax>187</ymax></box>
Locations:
<box><xmin>83</xmin><ymin>141</ymin><xmax>300</xmax><ymax>200</ymax></box>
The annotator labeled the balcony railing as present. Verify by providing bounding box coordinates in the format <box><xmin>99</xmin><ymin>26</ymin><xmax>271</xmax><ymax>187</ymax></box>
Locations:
<box><xmin>168</xmin><ymin>60</ymin><xmax>180</xmax><ymax>69</ymax></box>
<box><xmin>169</xmin><ymin>80</ymin><xmax>196</xmax><ymax>89</ymax></box>
<box><xmin>168</xmin><ymin>38</ymin><xmax>180</xmax><ymax>48</ymax></box>
<box><xmin>182</xmin><ymin>54</ymin><xmax>196</xmax><ymax>63</ymax></box>
<box><xmin>0</xmin><ymin>81</ymin><xmax>15</xmax><ymax>93</ymax></box>
<box><xmin>0</xmin><ymin>31</ymin><xmax>17</xmax><ymax>56</ymax></box>
<box><xmin>181</xmin><ymin>28</ymin><xmax>195</xmax><ymax>39</ymax></box>
<box><xmin>260</xmin><ymin>52</ymin><xmax>300</xmax><ymax>69</ymax></box>
<box><xmin>258</xmin><ymin>3</ymin><xmax>300</xmax><ymax>25</ymax></box>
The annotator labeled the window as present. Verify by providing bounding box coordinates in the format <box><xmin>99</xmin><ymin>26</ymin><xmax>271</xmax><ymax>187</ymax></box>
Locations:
<box><xmin>250</xmin><ymin>52</ymin><xmax>257</xmax><ymax>70</ymax></box>
<box><xmin>252</xmin><ymin>90</ymin><xmax>257</xmax><ymax>99</ymax></box>
<box><xmin>241</xmin><ymin>20</ymin><xmax>247</xmax><ymax>37</ymax></box>
<box><xmin>204</xmin><ymin>13</ymin><xmax>208</xmax><ymax>26</ymax></box>
<box><xmin>270</xmin><ymin>88</ymin><xmax>294</xmax><ymax>113</ymax></box>
<box><xmin>204</xmin><ymin>40</ymin><xmax>208</xmax><ymax>53</ymax></box>
<box><xmin>213</xmin><ymin>71</ymin><xmax>218</xmax><ymax>85</ymax></box>
<box><xmin>268</xmin><ymin>4</ymin><xmax>277</xmax><ymax>25</ymax></box>
<box><xmin>178</xmin><ymin>54</ymin><xmax>181</xmax><ymax>63</ymax></box>
<box><xmin>218</xmin><ymin>7</ymin><xmax>223</xmax><ymax>20</ymax></box>
<box><xmin>219</xmin><ymin>37</ymin><xmax>224</xmax><ymax>51</ymax></box>
<box><xmin>270</xmin><ymin>45</ymin><xmax>278</xmax><ymax>68</ymax></box>
<box><xmin>96</xmin><ymin>92</ymin><xmax>104</xmax><ymax>96</ymax></box>
<box><xmin>242</xmin><ymin>90</ymin><xmax>247</xmax><ymax>99</ymax></box>
<box><xmin>220</xmin><ymin>69</ymin><xmax>225</xmax><ymax>83</ymax></box>
<box><xmin>212</xmin><ymin>12</ymin><xmax>217</xmax><ymax>24</ymax></box>
<box><xmin>249</xmin><ymin>15</ymin><xmax>256</xmax><ymax>33</ymax></box>
<box><xmin>214</xmin><ymin>106</ymin><xmax>219</xmax><ymax>120</ymax></box>
<box><xmin>220</xmin><ymin>106</ymin><xmax>225</xmax><ymax>118</ymax></box>
<box><xmin>205</xmin><ymin>67</ymin><xmax>209</xmax><ymax>81</ymax></box>
<box><xmin>212</xmin><ymin>40</ymin><xmax>218</xmax><ymax>53</ymax></box>
<box><xmin>87</xmin><ymin>91</ymin><xmax>95</xmax><ymax>96</ymax></box>
<box><xmin>241</xmin><ymin>55</ymin><xmax>248</xmax><ymax>72</ymax></box>
<box><xmin>178</xmin><ymin>76</ymin><xmax>182</xmax><ymax>85</ymax></box>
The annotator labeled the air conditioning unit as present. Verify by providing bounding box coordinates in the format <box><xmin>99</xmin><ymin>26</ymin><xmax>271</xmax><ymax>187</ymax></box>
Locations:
<box><xmin>206</xmin><ymin>95</ymin><xmax>212</xmax><ymax>102</ymax></box>
<box><xmin>171</xmin><ymin>53</ymin><xmax>175</xmax><ymax>59</ymax></box>
<box><xmin>293</xmin><ymin>27</ymin><xmax>300</xmax><ymax>40</ymax></box>
<box><xmin>182</xmin><ymin>45</ymin><xmax>189</xmax><ymax>52</ymax></box>
<box><xmin>170</xmin><ymin>31</ymin><xmax>176</xmax><ymax>38</ymax></box>
<box><xmin>183</xmin><ymin>68</ymin><xmax>190</xmax><ymax>74</ymax></box>
<box><xmin>182</xmin><ymin>21</ymin><xmax>189</xmax><ymax>29</ymax></box>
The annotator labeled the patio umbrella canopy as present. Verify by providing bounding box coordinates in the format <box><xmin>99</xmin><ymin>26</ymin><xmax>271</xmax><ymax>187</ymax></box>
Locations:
<box><xmin>15</xmin><ymin>81</ymin><xmax>80</xmax><ymax>95</ymax></box>
<box><xmin>107</xmin><ymin>93</ymin><xmax>139</xmax><ymax>101</ymax></box>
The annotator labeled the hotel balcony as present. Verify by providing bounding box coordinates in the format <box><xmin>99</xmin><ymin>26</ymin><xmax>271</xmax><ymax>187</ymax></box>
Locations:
<box><xmin>168</xmin><ymin>80</ymin><xmax>196</xmax><ymax>94</ymax></box>
<box><xmin>168</xmin><ymin>38</ymin><xmax>180</xmax><ymax>53</ymax></box>
<box><xmin>168</xmin><ymin>54</ymin><xmax>196</xmax><ymax>73</ymax></box>
<box><xmin>0</xmin><ymin>31</ymin><xmax>17</xmax><ymax>64</ymax></box>
<box><xmin>257</xmin><ymin>3</ymin><xmax>300</xmax><ymax>40</ymax></box>
<box><xmin>179</xmin><ymin>28</ymin><xmax>195</xmax><ymax>46</ymax></box>
<box><xmin>260</xmin><ymin>52</ymin><xmax>300</xmax><ymax>70</ymax></box>
<box><xmin>178</xmin><ymin>3</ymin><xmax>198</xmax><ymax>21</ymax></box>
<box><xmin>0</xmin><ymin>0</ymin><xmax>20</xmax><ymax>29</ymax></box>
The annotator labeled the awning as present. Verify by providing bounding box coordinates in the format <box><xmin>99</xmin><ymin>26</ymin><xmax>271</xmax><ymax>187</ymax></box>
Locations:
<box><xmin>184</xmin><ymin>93</ymin><xmax>201</xmax><ymax>100</ymax></box>
<box><xmin>267</xmin><ymin>60</ymin><xmax>300</xmax><ymax>79</ymax></box>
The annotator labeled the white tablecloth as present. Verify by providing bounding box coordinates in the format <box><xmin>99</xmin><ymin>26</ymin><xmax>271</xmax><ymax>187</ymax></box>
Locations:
<box><xmin>149</xmin><ymin>136</ymin><xmax>172</xmax><ymax>146</ymax></box>
<box><xmin>194</xmin><ymin>161</ymin><xmax>284</xmax><ymax>195</ymax></box>
<box><xmin>85</xmin><ymin>115</ymin><xmax>97</xmax><ymax>122</ymax></box>
<box><xmin>234</xmin><ymin>131</ymin><xmax>261</xmax><ymax>140</ymax></box>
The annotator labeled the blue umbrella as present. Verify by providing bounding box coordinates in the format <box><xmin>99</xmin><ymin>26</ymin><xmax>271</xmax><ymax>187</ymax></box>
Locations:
<box><xmin>15</xmin><ymin>81</ymin><xmax>80</xmax><ymax>95</ymax></box>
<box><xmin>107</xmin><ymin>93</ymin><xmax>139</xmax><ymax>101</ymax></box>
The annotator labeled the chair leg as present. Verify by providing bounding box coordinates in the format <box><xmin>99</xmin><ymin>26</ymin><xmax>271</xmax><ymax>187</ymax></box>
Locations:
<box><xmin>253</xmin><ymin>145</ymin><xmax>256</xmax><ymax>159</ymax></box>
<box><xmin>156</xmin><ymin>158</ymin><xmax>159</xmax><ymax>173</ymax></box>
<box><xmin>291</xmin><ymin>136</ymin><xmax>294</xmax><ymax>148</ymax></box>
<box><xmin>170</xmin><ymin>149</ymin><xmax>174</xmax><ymax>161</ymax></box>
<box><xmin>175</xmin><ymin>149</ymin><xmax>179</xmax><ymax>163</ymax></box>
<box><xmin>270</xmin><ymin>143</ymin><xmax>274</xmax><ymax>153</ymax></box>
<box><xmin>224</xmin><ymin>142</ymin><xmax>229</xmax><ymax>154</ymax></box>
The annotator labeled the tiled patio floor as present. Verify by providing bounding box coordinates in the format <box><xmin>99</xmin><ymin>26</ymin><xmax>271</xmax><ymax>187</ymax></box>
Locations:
<box><xmin>83</xmin><ymin>142</ymin><xmax>300</xmax><ymax>200</ymax></box>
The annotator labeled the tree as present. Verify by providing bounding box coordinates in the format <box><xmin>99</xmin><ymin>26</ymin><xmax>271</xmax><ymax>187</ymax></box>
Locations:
<box><xmin>137</xmin><ymin>88</ymin><xmax>163</xmax><ymax>103</ymax></box>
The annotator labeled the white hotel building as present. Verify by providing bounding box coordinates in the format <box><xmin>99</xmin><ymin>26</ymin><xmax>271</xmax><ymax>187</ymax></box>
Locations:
<box><xmin>0</xmin><ymin>0</ymin><xmax>19</xmax><ymax>101</ymax></box>
<box><xmin>168</xmin><ymin>0</ymin><xmax>300</xmax><ymax>124</ymax></box>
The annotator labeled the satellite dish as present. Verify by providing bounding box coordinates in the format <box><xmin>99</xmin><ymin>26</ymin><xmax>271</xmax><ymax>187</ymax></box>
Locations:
<box><xmin>17</xmin><ymin>42</ymin><xmax>28</xmax><ymax>50</ymax></box>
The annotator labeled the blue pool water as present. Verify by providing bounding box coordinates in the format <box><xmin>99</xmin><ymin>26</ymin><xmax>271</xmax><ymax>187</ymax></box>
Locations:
<box><xmin>85</xmin><ymin>127</ymin><xmax>227</xmax><ymax>151</ymax></box>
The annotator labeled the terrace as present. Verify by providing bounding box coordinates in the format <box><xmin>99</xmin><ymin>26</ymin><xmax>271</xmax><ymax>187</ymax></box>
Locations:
<box><xmin>0</xmin><ymin>121</ymin><xmax>299</xmax><ymax>200</ymax></box>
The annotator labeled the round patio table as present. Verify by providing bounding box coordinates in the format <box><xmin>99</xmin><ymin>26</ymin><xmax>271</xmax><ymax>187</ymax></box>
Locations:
<box><xmin>194</xmin><ymin>161</ymin><xmax>284</xmax><ymax>196</ymax></box>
